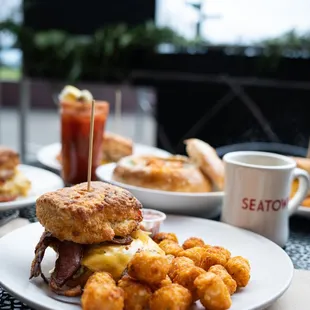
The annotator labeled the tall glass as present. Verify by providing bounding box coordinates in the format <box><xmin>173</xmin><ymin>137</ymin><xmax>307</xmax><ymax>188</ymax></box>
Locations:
<box><xmin>60</xmin><ymin>100</ymin><xmax>109</xmax><ymax>185</ymax></box>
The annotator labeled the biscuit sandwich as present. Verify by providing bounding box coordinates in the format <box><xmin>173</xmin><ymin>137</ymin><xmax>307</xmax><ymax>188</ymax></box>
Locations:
<box><xmin>0</xmin><ymin>146</ymin><xmax>31</xmax><ymax>202</ymax></box>
<box><xmin>30</xmin><ymin>181</ymin><xmax>163</xmax><ymax>296</ymax></box>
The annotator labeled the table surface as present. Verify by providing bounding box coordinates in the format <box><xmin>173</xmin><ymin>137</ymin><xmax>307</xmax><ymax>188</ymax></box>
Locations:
<box><xmin>1</xmin><ymin>163</ymin><xmax>310</xmax><ymax>309</ymax></box>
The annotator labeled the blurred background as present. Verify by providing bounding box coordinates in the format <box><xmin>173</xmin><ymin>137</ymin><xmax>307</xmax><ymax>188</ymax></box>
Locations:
<box><xmin>1</xmin><ymin>0</ymin><xmax>310</xmax><ymax>162</ymax></box>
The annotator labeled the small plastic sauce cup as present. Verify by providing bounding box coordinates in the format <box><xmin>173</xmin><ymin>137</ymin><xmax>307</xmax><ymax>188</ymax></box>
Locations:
<box><xmin>140</xmin><ymin>209</ymin><xmax>167</xmax><ymax>238</ymax></box>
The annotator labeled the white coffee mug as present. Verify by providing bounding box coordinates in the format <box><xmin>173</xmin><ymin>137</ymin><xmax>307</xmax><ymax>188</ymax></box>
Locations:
<box><xmin>221</xmin><ymin>151</ymin><xmax>310</xmax><ymax>247</ymax></box>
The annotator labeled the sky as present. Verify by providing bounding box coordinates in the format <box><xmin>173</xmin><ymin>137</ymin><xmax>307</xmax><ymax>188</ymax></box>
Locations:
<box><xmin>156</xmin><ymin>0</ymin><xmax>310</xmax><ymax>44</ymax></box>
<box><xmin>2</xmin><ymin>0</ymin><xmax>310</xmax><ymax>44</ymax></box>
<box><xmin>1</xmin><ymin>0</ymin><xmax>310</xmax><ymax>66</ymax></box>
<box><xmin>0</xmin><ymin>0</ymin><xmax>21</xmax><ymax>20</ymax></box>
<box><xmin>0</xmin><ymin>0</ymin><xmax>21</xmax><ymax>66</ymax></box>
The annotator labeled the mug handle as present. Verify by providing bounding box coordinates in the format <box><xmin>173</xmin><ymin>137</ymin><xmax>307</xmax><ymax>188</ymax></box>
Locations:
<box><xmin>288</xmin><ymin>168</ymin><xmax>310</xmax><ymax>216</ymax></box>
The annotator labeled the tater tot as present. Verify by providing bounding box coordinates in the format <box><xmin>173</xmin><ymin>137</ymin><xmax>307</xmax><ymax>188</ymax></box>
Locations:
<box><xmin>225</xmin><ymin>256</ymin><xmax>251</xmax><ymax>287</ymax></box>
<box><xmin>149</xmin><ymin>284</ymin><xmax>192</xmax><ymax>310</ymax></box>
<box><xmin>168</xmin><ymin>256</ymin><xmax>195</xmax><ymax>280</ymax></box>
<box><xmin>204</xmin><ymin>244</ymin><xmax>212</xmax><ymax>250</ymax></box>
<box><xmin>178</xmin><ymin>246</ymin><xmax>209</xmax><ymax>268</ymax></box>
<box><xmin>194</xmin><ymin>272</ymin><xmax>232</xmax><ymax>310</ymax></box>
<box><xmin>202</xmin><ymin>247</ymin><xmax>228</xmax><ymax>271</ymax></box>
<box><xmin>159</xmin><ymin>275</ymin><xmax>173</xmax><ymax>287</ymax></box>
<box><xmin>153</xmin><ymin>232</ymin><xmax>178</xmax><ymax>244</ymax></box>
<box><xmin>81</xmin><ymin>272</ymin><xmax>124</xmax><ymax>310</ymax></box>
<box><xmin>166</xmin><ymin>254</ymin><xmax>175</xmax><ymax>264</ymax></box>
<box><xmin>150</xmin><ymin>275</ymin><xmax>172</xmax><ymax>292</ymax></box>
<box><xmin>182</xmin><ymin>237</ymin><xmax>205</xmax><ymax>250</ymax></box>
<box><xmin>159</xmin><ymin>239</ymin><xmax>183</xmax><ymax>256</ymax></box>
<box><xmin>118</xmin><ymin>276</ymin><xmax>152</xmax><ymax>310</ymax></box>
<box><xmin>173</xmin><ymin>265</ymin><xmax>206</xmax><ymax>301</ymax></box>
<box><xmin>128</xmin><ymin>250</ymin><xmax>171</xmax><ymax>285</ymax></box>
<box><xmin>209</xmin><ymin>265</ymin><xmax>237</xmax><ymax>295</ymax></box>
<box><xmin>212</xmin><ymin>246</ymin><xmax>231</xmax><ymax>261</ymax></box>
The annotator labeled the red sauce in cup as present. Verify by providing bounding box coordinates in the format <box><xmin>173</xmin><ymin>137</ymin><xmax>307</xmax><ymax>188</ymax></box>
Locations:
<box><xmin>140</xmin><ymin>209</ymin><xmax>166</xmax><ymax>237</ymax></box>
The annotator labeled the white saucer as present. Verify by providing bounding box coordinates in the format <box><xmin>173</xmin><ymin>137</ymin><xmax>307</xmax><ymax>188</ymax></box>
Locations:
<box><xmin>37</xmin><ymin>143</ymin><xmax>171</xmax><ymax>171</ymax></box>
<box><xmin>0</xmin><ymin>217</ymin><xmax>293</xmax><ymax>310</ymax></box>
<box><xmin>0</xmin><ymin>165</ymin><xmax>64</xmax><ymax>212</ymax></box>
<box><xmin>96</xmin><ymin>163</ymin><xmax>223</xmax><ymax>217</ymax></box>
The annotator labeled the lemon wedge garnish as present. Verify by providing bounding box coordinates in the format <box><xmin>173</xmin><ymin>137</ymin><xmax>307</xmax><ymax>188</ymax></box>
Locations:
<box><xmin>79</xmin><ymin>89</ymin><xmax>93</xmax><ymax>103</ymax></box>
<box><xmin>58</xmin><ymin>85</ymin><xmax>82</xmax><ymax>103</ymax></box>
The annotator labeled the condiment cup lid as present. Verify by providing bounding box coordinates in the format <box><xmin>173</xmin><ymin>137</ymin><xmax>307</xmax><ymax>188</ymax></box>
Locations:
<box><xmin>141</xmin><ymin>209</ymin><xmax>167</xmax><ymax>223</ymax></box>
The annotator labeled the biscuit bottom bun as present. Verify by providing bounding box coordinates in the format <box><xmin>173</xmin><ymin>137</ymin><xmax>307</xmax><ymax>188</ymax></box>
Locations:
<box><xmin>30</xmin><ymin>181</ymin><xmax>164</xmax><ymax>297</ymax></box>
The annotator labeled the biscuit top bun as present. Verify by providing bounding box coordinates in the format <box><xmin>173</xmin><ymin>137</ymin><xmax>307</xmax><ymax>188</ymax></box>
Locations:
<box><xmin>102</xmin><ymin>132</ymin><xmax>133</xmax><ymax>162</ymax></box>
<box><xmin>185</xmin><ymin>139</ymin><xmax>224</xmax><ymax>190</ymax></box>
<box><xmin>36</xmin><ymin>181</ymin><xmax>143</xmax><ymax>244</ymax></box>
<box><xmin>0</xmin><ymin>146</ymin><xmax>19</xmax><ymax>171</ymax></box>
<box><xmin>291</xmin><ymin>157</ymin><xmax>310</xmax><ymax>174</ymax></box>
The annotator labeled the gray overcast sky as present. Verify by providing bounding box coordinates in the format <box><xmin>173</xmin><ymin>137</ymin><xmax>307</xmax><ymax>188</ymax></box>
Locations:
<box><xmin>156</xmin><ymin>0</ymin><xmax>310</xmax><ymax>43</ymax></box>
<box><xmin>2</xmin><ymin>0</ymin><xmax>310</xmax><ymax>44</ymax></box>
<box><xmin>0</xmin><ymin>0</ymin><xmax>21</xmax><ymax>20</ymax></box>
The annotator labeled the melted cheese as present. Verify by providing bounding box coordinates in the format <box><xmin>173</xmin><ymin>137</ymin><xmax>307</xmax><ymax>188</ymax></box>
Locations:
<box><xmin>81</xmin><ymin>230</ymin><xmax>164</xmax><ymax>280</ymax></box>
<box><xmin>0</xmin><ymin>170</ymin><xmax>31</xmax><ymax>196</ymax></box>
<box><xmin>101</xmin><ymin>159</ymin><xmax>112</xmax><ymax>165</ymax></box>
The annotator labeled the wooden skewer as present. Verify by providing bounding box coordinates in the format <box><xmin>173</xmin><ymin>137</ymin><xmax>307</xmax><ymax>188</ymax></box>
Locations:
<box><xmin>115</xmin><ymin>89</ymin><xmax>122</xmax><ymax>134</ymax></box>
<box><xmin>87</xmin><ymin>100</ymin><xmax>96</xmax><ymax>191</ymax></box>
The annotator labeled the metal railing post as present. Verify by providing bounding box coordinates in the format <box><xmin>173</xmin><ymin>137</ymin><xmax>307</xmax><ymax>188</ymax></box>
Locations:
<box><xmin>18</xmin><ymin>75</ymin><xmax>30</xmax><ymax>163</ymax></box>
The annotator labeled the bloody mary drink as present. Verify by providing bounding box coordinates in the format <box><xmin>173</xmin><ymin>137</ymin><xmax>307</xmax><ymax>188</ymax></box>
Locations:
<box><xmin>60</xmin><ymin>100</ymin><xmax>109</xmax><ymax>185</ymax></box>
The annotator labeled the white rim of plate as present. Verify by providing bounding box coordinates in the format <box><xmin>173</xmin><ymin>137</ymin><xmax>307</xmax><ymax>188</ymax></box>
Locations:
<box><xmin>36</xmin><ymin>143</ymin><xmax>61</xmax><ymax>170</ymax></box>
<box><xmin>36</xmin><ymin>143</ymin><xmax>171</xmax><ymax>171</ymax></box>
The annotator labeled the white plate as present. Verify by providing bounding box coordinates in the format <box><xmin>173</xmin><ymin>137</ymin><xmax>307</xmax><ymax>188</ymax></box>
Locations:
<box><xmin>0</xmin><ymin>217</ymin><xmax>293</xmax><ymax>310</ymax></box>
<box><xmin>96</xmin><ymin>163</ymin><xmax>223</xmax><ymax>217</ymax></box>
<box><xmin>37</xmin><ymin>143</ymin><xmax>171</xmax><ymax>171</ymax></box>
<box><xmin>0</xmin><ymin>165</ymin><xmax>64</xmax><ymax>212</ymax></box>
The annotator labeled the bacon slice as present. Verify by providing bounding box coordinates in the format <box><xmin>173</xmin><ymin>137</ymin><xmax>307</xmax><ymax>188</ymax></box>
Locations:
<box><xmin>29</xmin><ymin>231</ymin><xmax>133</xmax><ymax>296</ymax></box>
<box><xmin>50</xmin><ymin>241</ymin><xmax>83</xmax><ymax>287</ymax></box>
<box><xmin>109</xmin><ymin>235</ymin><xmax>133</xmax><ymax>245</ymax></box>
<box><xmin>30</xmin><ymin>231</ymin><xmax>84</xmax><ymax>296</ymax></box>
<box><xmin>30</xmin><ymin>231</ymin><xmax>56</xmax><ymax>279</ymax></box>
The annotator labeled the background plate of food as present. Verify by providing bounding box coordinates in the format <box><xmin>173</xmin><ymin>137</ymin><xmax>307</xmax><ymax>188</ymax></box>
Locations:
<box><xmin>0</xmin><ymin>164</ymin><xmax>64</xmax><ymax>211</ymax></box>
<box><xmin>0</xmin><ymin>213</ymin><xmax>293</xmax><ymax>310</ymax></box>
<box><xmin>37</xmin><ymin>132</ymin><xmax>171</xmax><ymax>172</ymax></box>
<box><xmin>0</xmin><ymin>146</ymin><xmax>64</xmax><ymax>211</ymax></box>
<box><xmin>96</xmin><ymin>139</ymin><xmax>225</xmax><ymax>217</ymax></box>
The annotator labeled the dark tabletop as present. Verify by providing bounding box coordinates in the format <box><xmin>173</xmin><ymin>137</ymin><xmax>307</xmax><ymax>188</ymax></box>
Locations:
<box><xmin>1</xmin><ymin>162</ymin><xmax>310</xmax><ymax>309</ymax></box>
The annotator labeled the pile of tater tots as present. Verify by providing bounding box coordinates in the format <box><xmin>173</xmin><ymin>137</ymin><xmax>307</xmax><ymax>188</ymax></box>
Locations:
<box><xmin>81</xmin><ymin>232</ymin><xmax>251</xmax><ymax>310</ymax></box>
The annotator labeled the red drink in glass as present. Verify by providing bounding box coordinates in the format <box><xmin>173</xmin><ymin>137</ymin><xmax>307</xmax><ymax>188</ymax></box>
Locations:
<box><xmin>60</xmin><ymin>100</ymin><xmax>109</xmax><ymax>185</ymax></box>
